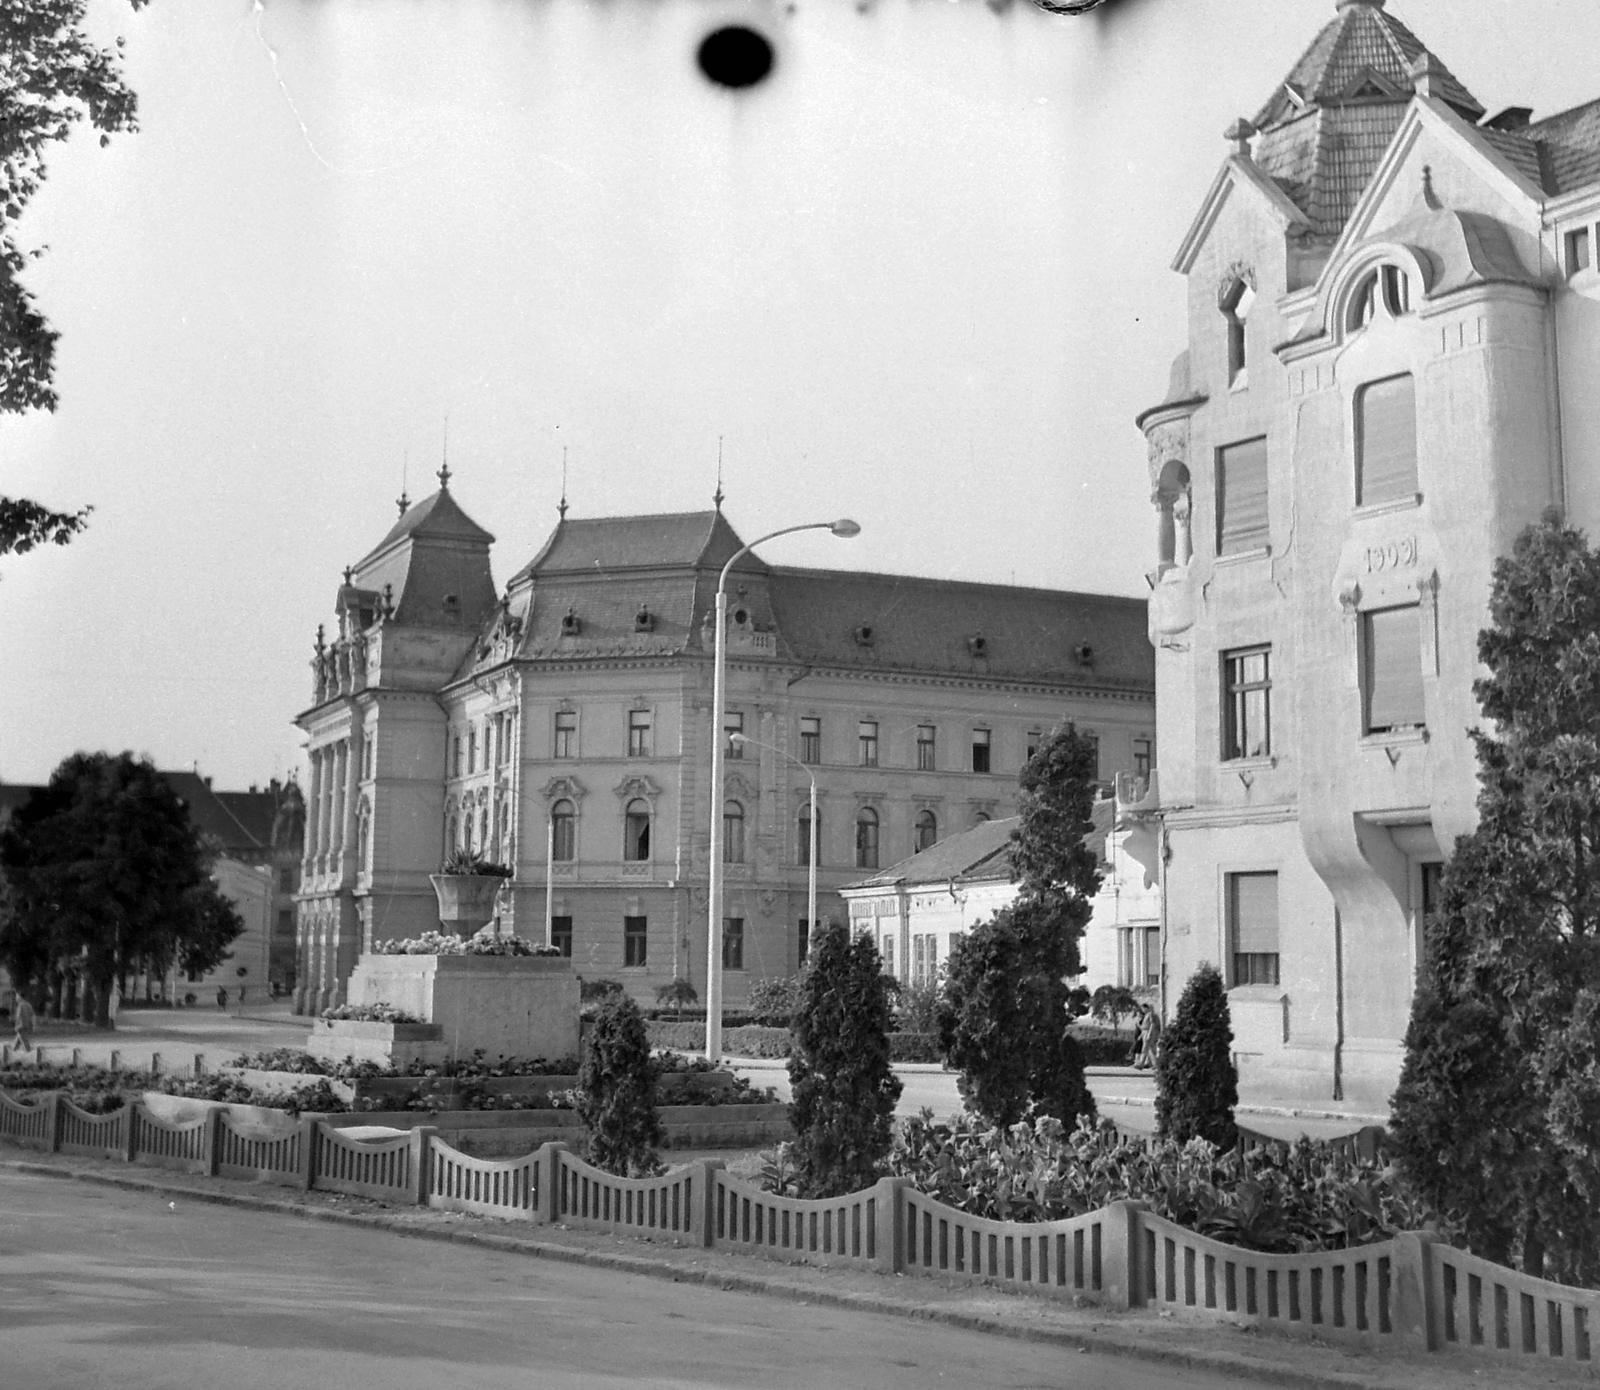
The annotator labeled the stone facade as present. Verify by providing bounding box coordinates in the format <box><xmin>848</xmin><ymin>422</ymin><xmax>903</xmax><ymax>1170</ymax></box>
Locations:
<box><xmin>294</xmin><ymin>481</ymin><xmax>1154</xmax><ymax>1011</ymax></box>
<box><xmin>1141</xmin><ymin>0</ymin><xmax>1600</xmax><ymax>1111</ymax></box>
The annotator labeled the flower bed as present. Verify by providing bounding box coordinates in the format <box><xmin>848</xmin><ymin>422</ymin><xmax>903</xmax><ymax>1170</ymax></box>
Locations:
<box><xmin>319</xmin><ymin>1002</ymin><xmax>425</xmax><ymax>1023</ymax></box>
<box><xmin>881</xmin><ymin>1113</ymin><xmax>1455</xmax><ymax>1255</ymax></box>
<box><xmin>373</xmin><ymin>928</ymin><xmax>562</xmax><ymax>958</ymax></box>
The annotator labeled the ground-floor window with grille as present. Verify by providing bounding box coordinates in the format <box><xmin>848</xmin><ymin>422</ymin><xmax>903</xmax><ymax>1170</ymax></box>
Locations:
<box><xmin>550</xmin><ymin>915</ymin><xmax>572</xmax><ymax>958</ymax></box>
<box><xmin>623</xmin><ymin>915</ymin><xmax>648</xmax><ymax>968</ymax></box>
<box><xmin>910</xmin><ymin>933</ymin><xmax>937</xmax><ymax>987</ymax></box>
<box><xmin>1226</xmin><ymin>871</ymin><xmax>1279</xmax><ymax>986</ymax></box>
<box><xmin>722</xmin><ymin>917</ymin><xmax>744</xmax><ymax>971</ymax></box>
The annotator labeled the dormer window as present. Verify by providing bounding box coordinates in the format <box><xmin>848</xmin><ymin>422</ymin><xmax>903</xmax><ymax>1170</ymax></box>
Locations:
<box><xmin>1221</xmin><ymin>277</ymin><xmax>1255</xmax><ymax>387</ymax></box>
<box><xmin>1349</xmin><ymin>265</ymin><xmax>1413</xmax><ymax>331</ymax></box>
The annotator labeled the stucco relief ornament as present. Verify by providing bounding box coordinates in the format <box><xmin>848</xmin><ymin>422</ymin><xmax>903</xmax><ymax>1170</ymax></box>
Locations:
<box><xmin>540</xmin><ymin>775</ymin><xmax>585</xmax><ymax>805</ymax></box>
<box><xmin>613</xmin><ymin>774</ymin><xmax>661</xmax><ymax>806</ymax></box>
<box><xmin>757</xmin><ymin>889</ymin><xmax>778</xmax><ymax>916</ymax></box>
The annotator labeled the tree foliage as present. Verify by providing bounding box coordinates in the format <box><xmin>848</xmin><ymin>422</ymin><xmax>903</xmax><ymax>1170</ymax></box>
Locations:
<box><xmin>0</xmin><ymin>751</ymin><xmax>243</xmax><ymax>1026</ymax></box>
<box><xmin>787</xmin><ymin>921</ymin><xmax>902</xmax><ymax>1198</ymax></box>
<box><xmin>576</xmin><ymin>993</ymin><xmax>663</xmax><ymax>1176</ymax></box>
<box><xmin>1391</xmin><ymin>513</ymin><xmax>1600</xmax><ymax>1282</ymax></box>
<box><xmin>1</xmin><ymin>0</ymin><xmax>150</xmax><ymax>556</ymax></box>
<box><xmin>1154</xmin><ymin>963</ymin><xmax>1237</xmax><ymax>1148</ymax></box>
<box><xmin>937</xmin><ymin>722</ymin><xmax>1100</xmax><ymax>1128</ymax></box>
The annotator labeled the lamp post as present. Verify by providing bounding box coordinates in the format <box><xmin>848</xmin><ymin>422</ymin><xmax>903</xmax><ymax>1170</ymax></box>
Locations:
<box><xmin>707</xmin><ymin>518</ymin><xmax>860</xmax><ymax>1063</ymax></box>
<box><xmin>728</xmin><ymin>732</ymin><xmax>819</xmax><ymax>977</ymax></box>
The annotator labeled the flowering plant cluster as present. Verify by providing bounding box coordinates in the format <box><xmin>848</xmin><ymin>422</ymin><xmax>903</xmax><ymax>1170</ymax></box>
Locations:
<box><xmin>319</xmin><ymin>1001</ymin><xmax>424</xmax><ymax>1024</ymax></box>
<box><xmin>873</xmin><ymin>1113</ymin><xmax>1458</xmax><ymax>1255</ymax></box>
<box><xmin>372</xmin><ymin>928</ymin><xmax>561</xmax><ymax>957</ymax></box>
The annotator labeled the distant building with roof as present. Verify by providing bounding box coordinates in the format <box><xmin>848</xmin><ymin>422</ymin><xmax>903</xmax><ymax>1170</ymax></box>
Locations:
<box><xmin>294</xmin><ymin>474</ymin><xmax>1155</xmax><ymax>1012</ymax></box>
<box><xmin>1138</xmin><ymin>0</ymin><xmax>1600</xmax><ymax>1112</ymax></box>
<box><xmin>839</xmin><ymin>775</ymin><xmax>1161</xmax><ymax>994</ymax></box>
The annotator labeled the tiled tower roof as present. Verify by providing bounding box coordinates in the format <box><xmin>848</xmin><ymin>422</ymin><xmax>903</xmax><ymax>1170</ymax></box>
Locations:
<box><xmin>1250</xmin><ymin>0</ymin><xmax>1483</xmax><ymax>237</ymax></box>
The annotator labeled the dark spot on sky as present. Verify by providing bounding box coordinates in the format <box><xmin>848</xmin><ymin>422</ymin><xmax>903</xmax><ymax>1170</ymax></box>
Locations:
<box><xmin>697</xmin><ymin>27</ymin><xmax>776</xmax><ymax>91</ymax></box>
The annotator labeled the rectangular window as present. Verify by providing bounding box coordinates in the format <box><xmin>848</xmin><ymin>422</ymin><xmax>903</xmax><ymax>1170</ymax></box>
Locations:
<box><xmin>1133</xmin><ymin>737</ymin><xmax>1152</xmax><ymax>780</ymax></box>
<box><xmin>971</xmin><ymin>728</ymin><xmax>991</xmax><ymax>774</ymax></box>
<box><xmin>724</xmin><ymin>710</ymin><xmax>745</xmax><ymax>759</ymax></box>
<box><xmin>917</xmin><ymin>724</ymin><xmax>937</xmax><ymax>771</ymax></box>
<box><xmin>1568</xmin><ymin>226</ymin><xmax>1592</xmax><ymax>276</ymax></box>
<box><xmin>1363</xmin><ymin>606</ymin><xmax>1425</xmax><ymax>733</ymax></box>
<box><xmin>950</xmin><ymin>930</ymin><xmax>966</xmax><ymax>958</ymax></box>
<box><xmin>550</xmin><ymin>915</ymin><xmax>573</xmax><ymax>958</ymax></box>
<box><xmin>1144</xmin><ymin>927</ymin><xmax>1161</xmax><ymax>987</ymax></box>
<box><xmin>800</xmin><ymin>716</ymin><xmax>821</xmax><ymax>765</ymax></box>
<box><xmin>1083</xmin><ymin>734</ymin><xmax>1100</xmax><ymax>783</ymax></box>
<box><xmin>554</xmin><ymin>710</ymin><xmax>577</xmax><ymax>759</ymax></box>
<box><xmin>858</xmin><ymin>720</ymin><xmax>879</xmax><ymax>767</ymax></box>
<box><xmin>797</xmin><ymin>917</ymin><xmax>812</xmax><ymax>968</ymax></box>
<box><xmin>881</xmin><ymin>934</ymin><xmax>895</xmax><ymax>977</ymax></box>
<box><xmin>628</xmin><ymin>709</ymin><xmax>652</xmax><ymax>758</ymax></box>
<box><xmin>468</xmin><ymin>728</ymin><xmax>478</xmax><ymax>774</ymax></box>
<box><xmin>1223</xmin><ymin>646</ymin><xmax>1271</xmax><ymax>760</ymax></box>
<box><xmin>1026</xmin><ymin>730</ymin><xmax>1041</xmax><ymax>764</ymax></box>
<box><xmin>722</xmin><ymin>918</ymin><xmax>745</xmax><ymax>971</ymax></box>
<box><xmin>911</xmin><ymin>934</ymin><xmax>937</xmax><ymax>988</ymax></box>
<box><xmin>363</xmin><ymin>734</ymin><xmax>374</xmax><ymax>780</ymax></box>
<box><xmin>1356</xmin><ymin>374</ymin><xmax>1418</xmax><ymax>506</ymax></box>
<box><xmin>452</xmin><ymin>734</ymin><xmax>463</xmax><ymax>778</ymax></box>
<box><xmin>1228</xmin><ymin>871</ymin><xmax>1280</xmax><ymax>986</ymax></box>
<box><xmin>623</xmin><ymin>916</ymin><xmax>648</xmax><ymax>968</ymax></box>
<box><xmin>1216</xmin><ymin>436</ymin><xmax>1270</xmax><ymax>556</ymax></box>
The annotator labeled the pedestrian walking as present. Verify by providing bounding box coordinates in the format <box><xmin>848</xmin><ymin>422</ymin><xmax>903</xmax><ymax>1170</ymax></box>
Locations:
<box><xmin>216</xmin><ymin>986</ymin><xmax>228</xmax><ymax>1009</ymax></box>
<box><xmin>1135</xmin><ymin>1005</ymin><xmax>1162</xmax><ymax>1070</ymax></box>
<box><xmin>106</xmin><ymin>984</ymin><xmax>121</xmax><ymax>1027</ymax></box>
<box><xmin>11</xmin><ymin>996</ymin><xmax>36</xmax><ymax>1052</ymax></box>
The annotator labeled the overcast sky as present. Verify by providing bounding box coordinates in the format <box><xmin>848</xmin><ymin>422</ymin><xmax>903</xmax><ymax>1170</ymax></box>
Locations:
<box><xmin>2</xmin><ymin>0</ymin><xmax>1596</xmax><ymax>791</ymax></box>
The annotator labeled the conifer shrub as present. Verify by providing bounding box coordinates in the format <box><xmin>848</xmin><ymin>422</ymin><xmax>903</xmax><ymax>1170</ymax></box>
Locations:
<box><xmin>787</xmin><ymin>920</ymin><xmax>902</xmax><ymax>1197</ymax></box>
<box><xmin>576</xmin><ymin>993</ymin><xmax>664</xmax><ymax>1176</ymax></box>
<box><xmin>1155</xmin><ymin>963</ymin><xmax>1237</xmax><ymax>1148</ymax></box>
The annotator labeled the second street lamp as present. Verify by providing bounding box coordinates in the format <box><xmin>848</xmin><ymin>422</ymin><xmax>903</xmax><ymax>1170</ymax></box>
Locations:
<box><xmin>706</xmin><ymin>517</ymin><xmax>859</xmax><ymax>1063</ymax></box>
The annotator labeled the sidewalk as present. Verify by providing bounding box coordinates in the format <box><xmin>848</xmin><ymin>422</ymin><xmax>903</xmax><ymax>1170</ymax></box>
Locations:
<box><xmin>2</xmin><ymin>1144</ymin><xmax>1588</xmax><ymax>1390</ymax></box>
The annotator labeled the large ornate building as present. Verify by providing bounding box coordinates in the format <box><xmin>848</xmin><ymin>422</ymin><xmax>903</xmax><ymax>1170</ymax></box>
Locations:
<box><xmin>293</xmin><ymin>478</ymin><xmax>1154</xmax><ymax>1012</ymax></box>
<box><xmin>1140</xmin><ymin>0</ymin><xmax>1600</xmax><ymax>1110</ymax></box>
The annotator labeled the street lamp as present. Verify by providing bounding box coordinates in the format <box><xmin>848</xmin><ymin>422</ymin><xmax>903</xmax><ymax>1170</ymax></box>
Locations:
<box><xmin>707</xmin><ymin>518</ymin><xmax>860</xmax><ymax>1062</ymax></box>
<box><xmin>728</xmin><ymin>731</ymin><xmax>819</xmax><ymax>982</ymax></box>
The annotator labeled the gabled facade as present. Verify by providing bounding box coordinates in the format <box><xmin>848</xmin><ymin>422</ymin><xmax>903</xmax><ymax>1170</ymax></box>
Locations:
<box><xmin>1140</xmin><ymin>0</ymin><xmax>1600</xmax><ymax>1112</ymax></box>
<box><xmin>294</xmin><ymin>483</ymin><xmax>1155</xmax><ymax>1012</ymax></box>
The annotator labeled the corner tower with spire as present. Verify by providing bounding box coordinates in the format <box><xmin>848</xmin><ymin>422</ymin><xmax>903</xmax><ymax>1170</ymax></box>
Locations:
<box><xmin>1137</xmin><ymin>0</ymin><xmax>1600</xmax><ymax>1113</ymax></box>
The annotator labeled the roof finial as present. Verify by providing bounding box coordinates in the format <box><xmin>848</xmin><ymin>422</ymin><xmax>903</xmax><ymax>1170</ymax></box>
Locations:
<box><xmin>397</xmin><ymin>450</ymin><xmax>410</xmax><ymax>517</ymax></box>
<box><xmin>1421</xmin><ymin>164</ymin><xmax>1441</xmax><ymax>210</ymax></box>
<box><xmin>438</xmin><ymin>414</ymin><xmax>451</xmax><ymax>490</ymax></box>
<box><xmin>558</xmin><ymin>445</ymin><xmax>569</xmax><ymax>520</ymax></box>
<box><xmin>713</xmin><ymin>436</ymin><xmax>725</xmax><ymax>513</ymax></box>
<box><xmin>343</xmin><ymin>565</ymin><xmax>353</xmax><ymax>586</ymax></box>
<box><xmin>1224</xmin><ymin>117</ymin><xmax>1256</xmax><ymax>158</ymax></box>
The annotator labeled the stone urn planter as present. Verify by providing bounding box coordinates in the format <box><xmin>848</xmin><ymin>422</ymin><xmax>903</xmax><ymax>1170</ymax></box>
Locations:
<box><xmin>429</xmin><ymin>873</ymin><xmax>505</xmax><ymax>935</ymax></box>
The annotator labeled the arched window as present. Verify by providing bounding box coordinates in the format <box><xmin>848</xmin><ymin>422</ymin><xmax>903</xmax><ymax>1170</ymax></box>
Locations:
<box><xmin>1349</xmin><ymin>264</ymin><xmax>1412</xmax><ymax>332</ymax></box>
<box><xmin>551</xmin><ymin>799</ymin><xmax>576</xmax><ymax>862</ymax></box>
<box><xmin>495</xmin><ymin>800</ymin><xmax>510</xmax><ymax>863</ymax></box>
<box><xmin>972</xmin><ymin>810</ymin><xmax>991</xmax><ymax>828</ymax></box>
<box><xmin>624</xmin><ymin>799</ymin><xmax>651</xmax><ymax>862</ymax></box>
<box><xmin>724</xmin><ymin>801</ymin><xmax>746</xmax><ymax>864</ymax></box>
<box><xmin>1221</xmin><ymin>277</ymin><xmax>1255</xmax><ymax>385</ymax></box>
<box><xmin>356</xmin><ymin>801</ymin><xmax>371</xmax><ymax>870</ymax></box>
<box><xmin>914</xmin><ymin>810</ymin><xmax>938</xmax><ymax>854</ymax></box>
<box><xmin>855</xmin><ymin>807</ymin><xmax>880</xmax><ymax>870</ymax></box>
<box><xmin>798</xmin><ymin>806</ymin><xmax>821</xmax><ymax>867</ymax></box>
<box><xmin>446</xmin><ymin>812</ymin><xmax>460</xmax><ymax>855</ymax></box>
<box><xmin>476</xmin><ymin>805</ymin><xmax>488</xmax><ymax>854</ymax></box>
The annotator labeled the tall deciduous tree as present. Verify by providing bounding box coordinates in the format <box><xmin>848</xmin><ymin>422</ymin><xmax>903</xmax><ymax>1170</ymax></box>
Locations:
<box><xmin>787</xmin><ymin>920</ymin><xmax>902</xmax><ymax>1197</ymax></box>
<box><xmin>1391</xmin><ymin>512</ymin><xmax>1600</xmax><ymax>1282</ymax></box>
<box><xmin>1</xmin><ymin>0</ymin><xmax>150</xmax><ymax>556</ymax></box>
<box><xmin>938</xmin><ymin>722</ymin><xmax>1099</xmax><ymax>1128</ymax></box>
<box><xmin>0</xmin><ymin>751</ymin><xmax>242</xmax><ymax>1026</ymax></box>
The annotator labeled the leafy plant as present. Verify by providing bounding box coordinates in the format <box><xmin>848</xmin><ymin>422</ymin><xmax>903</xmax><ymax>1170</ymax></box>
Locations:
<box><xmin>579</xmin><ymin>976</ymin><xmax>626</xmax><ymax>1003</ymax></box>
<box><xmin>576</xmin><ymin>993</ymin><xmax>663</xmax><ymax>1176</ymax></box>
<box><xmin>787</xmin><ymin>921</ymin><xmax>902</xmax><ymax>1198</ymax></box>
<box><xmin>439</xmin><ymin>848</ymin><xmax>513</xmax><ymax>877</ymax></box>
<box><xmin>319</xmin><ymin>1002</ymin><xmax>424</xmax><ymax>1024</ymax></box>
<box><xmin>373</xmin><ymin>928</ymin><xmax>557</xmax><ymax>957</ymax></box>
<box><xmin>1090</xmin><ymin>984</ymin><xmax>1140</xmax><ymax>1031</ymax></box>
<box><xmin>939</xmin><ymin>723</ymin><xmax>1099</xmax><ymax>1129</ymax></box>
<box><xmin>894</xmin><ymin>981</ymin><xmax>942</xmax><ymax>1036</ymax></box>
<box><xmin>654</xmin><ymin>976</ymin><xmax>698</xmax><ymax>1021</ymax></box>
<box><xmin>747</xmin><ymin>975</ymin><xmax>802</xmax><ymax>1028</ymax></box>
<box><xmin>1155</xmin><ymin>964</ymin><xmax>1237</xmax><ymax>1149</ymax></box>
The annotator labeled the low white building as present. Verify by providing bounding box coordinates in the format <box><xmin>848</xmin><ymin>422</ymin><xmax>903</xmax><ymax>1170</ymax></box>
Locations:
<box><xmin>840</xmin><ymin>774</ymin><xmax>1161</xmax><ymax>992</ymax></box>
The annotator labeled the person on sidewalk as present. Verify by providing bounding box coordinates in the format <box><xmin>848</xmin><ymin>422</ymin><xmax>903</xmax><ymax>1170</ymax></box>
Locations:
<box><xmin>216</xmin><ymin>986</ymin><xmax>228</xmax><ymax>1009</ymax></box>
<box><xmin>11</xmin><ymin>995</ymin><xmax>36</xmax><ymax>1052</ymax></box>
<box><xmin>1134</xmin><ymin>1005</ymin><xmax>1161</xmax><ymax>1071</ymax></box>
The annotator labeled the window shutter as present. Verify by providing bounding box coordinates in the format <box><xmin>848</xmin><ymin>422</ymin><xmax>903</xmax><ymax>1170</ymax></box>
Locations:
<box><xmin>1217</xmin><ymin>437</ymin><xmax>1269</xmax><ymax>555</ymax></box>
<box><xmin>1230</xmin><ymin>872</ymin><xmax>1279</xmax><ymax>955</ymax></box>
<box><xmin>1357</xmin><ymin>375</ymin><xmax>1417</xmax><ymax>505</ymax></box>
<box><xmin>1365</xmin><ymin>606</ymin><xmax>1424</xmax><ymax>731</ymax></box>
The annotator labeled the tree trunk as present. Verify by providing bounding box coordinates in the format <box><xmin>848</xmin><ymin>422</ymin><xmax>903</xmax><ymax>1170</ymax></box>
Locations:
<box><xmin>91</xmin><ymin>971</ymin><xmax>113</xmax><ymax>1029</ymax></box>
<box><xmin>1523</xmin><ymin>1219</ymin><xmax>1546</xmax><ymax>1280</ymax></box>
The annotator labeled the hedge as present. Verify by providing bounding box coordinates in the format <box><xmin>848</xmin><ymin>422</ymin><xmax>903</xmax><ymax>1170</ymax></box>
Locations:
<box><xmin>645</xmin><ymin>1022</ymin><xmax>944</xmax><ymax>1063</ymax></box>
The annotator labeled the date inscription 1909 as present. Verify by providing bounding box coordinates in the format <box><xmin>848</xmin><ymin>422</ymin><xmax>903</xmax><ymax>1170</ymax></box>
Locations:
<box><xmin>1364</xmin><ymin>537</ymin><xmax>1418</xmax><ymax>572</ymax></box>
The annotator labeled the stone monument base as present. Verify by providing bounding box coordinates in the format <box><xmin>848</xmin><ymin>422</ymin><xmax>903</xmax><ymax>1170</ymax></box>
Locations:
<box><xmin>306</xmin><ymin>1018</ymin><xmax>447</xmax><ymax>1067</ymax></box>
<box><xmin>335</xmin><ymin>954</ymin><xmax>580</xmax><ymax>1065</ymax></box>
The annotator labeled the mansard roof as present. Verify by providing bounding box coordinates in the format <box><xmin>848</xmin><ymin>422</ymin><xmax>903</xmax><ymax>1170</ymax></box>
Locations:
<box><xmin>360</xmin><ymin>484</ymin><xmax>495</xmax><ymax>565</ymax></box>
<box><xmin>350</xmin><ymin>483</ymin><xmax>498</xmax><ymax>631</ymax></box>
<box><xmin>510</xmin><ymin>510</ymin><xmax>761</xmax><ymax>584</ymax></box>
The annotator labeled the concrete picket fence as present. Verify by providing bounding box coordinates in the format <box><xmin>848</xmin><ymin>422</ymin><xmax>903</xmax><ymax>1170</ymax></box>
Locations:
<box><xmin>7</xmin><ymin>1085</ymin><xmax>1600</xmax><ymax>1370</ymax></box>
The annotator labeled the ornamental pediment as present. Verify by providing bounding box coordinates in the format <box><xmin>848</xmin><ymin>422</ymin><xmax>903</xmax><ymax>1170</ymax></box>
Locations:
<box><xmin>614</xmin><ymin>774</ymin><xmax>662</xmax><ymax>805</ymax></box>
<box><xmin>541</xmin><ymin>775</ymin><xmax>587</xmax><ymax>804</ymax></box>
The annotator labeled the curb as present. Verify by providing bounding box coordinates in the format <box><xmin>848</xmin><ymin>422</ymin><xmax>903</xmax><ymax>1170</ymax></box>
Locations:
<box><xmin>1</xmin><ymin>1154</ymin><xmax>1421</xmax><ymax>1390</ymax></box>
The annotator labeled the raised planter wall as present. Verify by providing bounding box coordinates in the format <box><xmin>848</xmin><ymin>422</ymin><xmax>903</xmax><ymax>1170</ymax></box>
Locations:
<box><xmin>343</xmin><ymin>954</ymin><xmax>579</xmax><ymax>1064</ymax></box>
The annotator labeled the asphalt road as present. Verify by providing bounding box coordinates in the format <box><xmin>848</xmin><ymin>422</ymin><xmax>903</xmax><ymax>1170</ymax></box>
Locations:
<box><xmin>0</xmin><ymin>1169</ymin><xmax>1241</xmax><ymax>1390</ymax></box>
